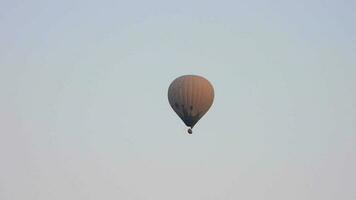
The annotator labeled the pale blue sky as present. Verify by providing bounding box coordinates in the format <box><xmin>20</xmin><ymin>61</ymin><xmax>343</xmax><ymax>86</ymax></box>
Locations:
<box><xmin>0</xmin><ymin>0</ymin><xmax>355</xmax><ymax>199</ymax></box>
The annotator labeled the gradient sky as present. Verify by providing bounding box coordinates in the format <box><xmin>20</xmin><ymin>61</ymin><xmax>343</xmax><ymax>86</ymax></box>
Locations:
<box><xmin>1</xmin><ymin>0</ymin><xmax>355</xmax><ymax>199</ymax></box>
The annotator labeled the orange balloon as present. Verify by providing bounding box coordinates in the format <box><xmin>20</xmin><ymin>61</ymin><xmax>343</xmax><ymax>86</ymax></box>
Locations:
<box><xmin>168</xmin><ymin>75</ymin><xmax>214</xmax><ymax>133</ymax></box>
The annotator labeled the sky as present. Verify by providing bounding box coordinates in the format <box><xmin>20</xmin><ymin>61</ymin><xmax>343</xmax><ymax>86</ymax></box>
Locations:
<box><xmin>0</xmin><ymin>0</ymin><xmax>355</xmax><ymax>199</ymax></box>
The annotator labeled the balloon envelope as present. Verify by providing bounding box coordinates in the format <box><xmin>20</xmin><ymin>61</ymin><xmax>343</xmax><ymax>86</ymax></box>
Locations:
<box><xmin>168</xmin><ymin>75</ymin><xmax>214</xmax><ymax>129</ymax></box>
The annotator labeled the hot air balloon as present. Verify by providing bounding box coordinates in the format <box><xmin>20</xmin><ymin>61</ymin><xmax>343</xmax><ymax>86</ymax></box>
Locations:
<box><xmin>168</xmin><ymin>75</ymin><xmax>214</xmax><ymax>134</ymax></box>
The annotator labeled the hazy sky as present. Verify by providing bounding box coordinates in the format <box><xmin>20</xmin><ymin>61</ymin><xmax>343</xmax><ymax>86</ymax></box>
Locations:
<box><xmin>1</xmin><ymin>0</ymin><xmax>355</xmax><ymax>199</ymax></box>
